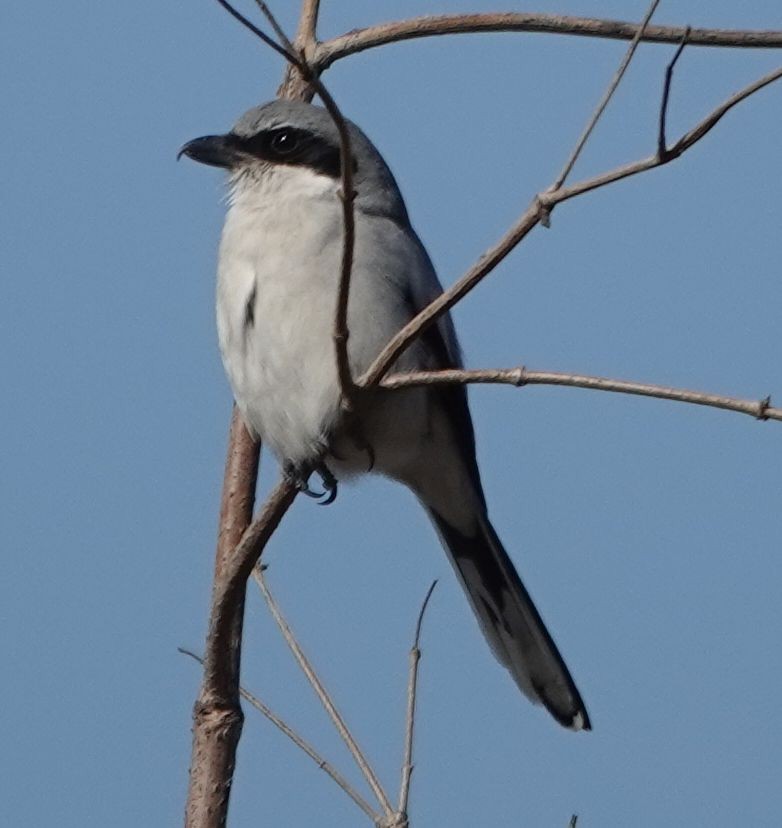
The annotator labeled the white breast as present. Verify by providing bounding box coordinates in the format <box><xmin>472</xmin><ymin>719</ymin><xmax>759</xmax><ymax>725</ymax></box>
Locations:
<box><xmin>216</xmin><ymin>165</ymin><xmax>344</xmax><ymax>467</ymax></box>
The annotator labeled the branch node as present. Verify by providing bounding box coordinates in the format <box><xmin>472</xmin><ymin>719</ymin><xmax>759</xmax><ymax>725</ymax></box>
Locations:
<box><xmin>536</xmin><ymin>195</ymin><xmax>553</xmax><ymax>228</ymax></box>
<box><xmin>756</xmin><ymin>395</ymin><xmax>772</xmax><ymax>421</ymax></box>
<box><xmin>513</xmin><ymin>366</ymin><xmax>529</xmax><ymax>387</ymax></box>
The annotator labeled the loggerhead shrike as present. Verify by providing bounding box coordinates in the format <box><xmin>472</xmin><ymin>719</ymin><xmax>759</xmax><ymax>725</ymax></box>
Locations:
<box><xmin>180</xmin><ymin>99</ymin><xmax>589</xmax><ymax>730</ymax></box>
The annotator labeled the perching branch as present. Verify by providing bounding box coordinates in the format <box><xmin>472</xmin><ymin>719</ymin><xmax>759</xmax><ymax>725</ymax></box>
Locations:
<box><xmin>380</xmin><ymin>368</ymin><xmax>781</xmax><ymax>424</ymax></box>
<box><xmin>184</xmin><ymin>476</ymin><xmax>297</xmax><ymax>828</ymax></box>
<box><xmin>359</xmin><ymin>61</ymin><xmax>782</xmax><ymax>387</ymax></box>
<box><xmin>315</xmin><ymin>12</ymin><xmax>782</xmax><ymax>70</ymax></box>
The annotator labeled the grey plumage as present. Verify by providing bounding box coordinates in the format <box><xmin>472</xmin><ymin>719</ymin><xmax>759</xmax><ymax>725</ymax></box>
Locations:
<box><xmin>181</xmin><ymin>99</ymin><xmax>590</xmax><ymax>730</ymax></box>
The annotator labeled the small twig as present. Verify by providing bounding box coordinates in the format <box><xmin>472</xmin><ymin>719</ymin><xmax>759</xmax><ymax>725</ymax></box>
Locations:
<box><xmin>212</xmin><ymin>0</ymin><xmax>295</xmax><ymax>63</ymax></box>
<box><xmin>239</xmin><ymin>686</ymin><xmax>377</xmax><ymax>823</ymax></box>
<box><xmin>552</xmin><ymin>0</ymin><xmax>661</xmax><ymax>190</ymax></box>
<box><xmin>569</xmin><ymin>816</ymin><xmax>579</xmax><ymax>828</ymax></box>
<box><xmin>360</xmin><ymin>65</ymin><xmax>782</xmax><ymax>388</ymax></box>
<box><xmin>397</xmin><ymin>581</ymin><xmax>438</xmax><ymax>819</ymax></box>
<box><xmin>253</xmin><ymin>1</ymin><xmax>291</xmax><ymax>48</ymax></box>
<box><xmin>658</xmin><ymin>27</ymin><xmax>691</xmax><ymax>157</ymax></box>
<box><xmin>669</xmin><ymin>66</ymin><xmax>782</xmax><ymax>157</ymax></box>
<box><xmin>180</xmin><ymin>647</ymin><xmax>379</xmax><ymax>823</ymax></box>
<box><xmin>254</xmin><ymin>567</ymin><xmax>394</xmax><ymax>819</ymax></box>
<box><xmin>315</xmin><ymin>13</ymin><xmax>782</xmax><ymax>70</ymax></box>
<box><xmin>379</xmin><ymin>367</ymin><xmax>781</xmax><ymax>423</ymax></box>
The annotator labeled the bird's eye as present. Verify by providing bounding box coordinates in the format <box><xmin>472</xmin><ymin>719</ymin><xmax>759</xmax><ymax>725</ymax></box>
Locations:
<box><xmin>269</xmin><ymin>129</ymin><xmax>300</xmax><ymax>155</ymax></box>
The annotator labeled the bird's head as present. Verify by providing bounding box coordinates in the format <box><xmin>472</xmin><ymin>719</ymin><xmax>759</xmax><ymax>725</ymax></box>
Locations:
<box><xmin>179</xmin><ymin>99</ymin><xmax>408</xmax><ymax>222</ymax></box>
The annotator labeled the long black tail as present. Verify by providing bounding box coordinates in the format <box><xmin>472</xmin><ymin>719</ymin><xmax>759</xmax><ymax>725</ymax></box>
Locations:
<box><xmin>428</xmin><ymin>509</ymin><xmax>590</xmax><ymax>730</ymax></box>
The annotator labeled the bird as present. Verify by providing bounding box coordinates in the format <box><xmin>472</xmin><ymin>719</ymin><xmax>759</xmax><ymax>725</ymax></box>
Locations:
<box><xmin>180</xmin><ymin>99</ymin><xmax>590</xmax><ymax>730</ymax></box>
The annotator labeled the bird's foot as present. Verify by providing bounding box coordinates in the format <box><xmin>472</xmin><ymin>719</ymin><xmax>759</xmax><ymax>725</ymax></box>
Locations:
<box><xmin>283</xmin><ymin>461</ymin><xmax>339</xmax><ymax>505</ymax></box>
<box><xmin>315</xmin><ymin>463</ymin><xmax>338</xmax><ymax>506</ymax></box>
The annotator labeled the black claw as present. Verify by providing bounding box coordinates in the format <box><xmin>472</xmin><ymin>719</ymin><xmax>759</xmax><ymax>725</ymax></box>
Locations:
<box><xmin>300</xmin><ymin>483</ymin><xmax>327</xmax><ymax>499</ymax></box>
<box><xmin>284</xmin><ymin>462</ymin><xmax>325</xmax><ymax>499</ymax></box>
<box><xmin>315</xmin><ymin>464</ymin><xmax>338</xmax><ymax>506</ymax></box>
<box><xmin>318</xmin><ymin>483</ymin><xmax>338</xmax><ymax>506</ymax></box>
<box><xmin>284</xmin><ymin>460</ymin><xmax>339</xmax><ymax>505</ymax></box>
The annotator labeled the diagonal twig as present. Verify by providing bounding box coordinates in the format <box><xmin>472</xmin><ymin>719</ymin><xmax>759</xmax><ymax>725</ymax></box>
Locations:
<box><xmin>315</xmin><ymin>13</ymin><xmax>782</xmax><ymax>70</ymax></box>
<box><xmin>552</xmin><ymin>0</ymin><xmax>661</xmax><ymax>191</ymax></box>
<box><xmin>359</xmin><ymin>64</ymin><xmax>782</xmax><ymax>388</ymax></box>
<box><xmin>379</xmin><ymin>367</ymin><xmax>781</xmax><ymax>423</ymax></box>
<box><xmin>253</xmin><ymin>566</ymin><xmax>394</xmax><ymax>818</ymax></box>
<box><xmin>212</xmin><ymin>0</ymin><xmax>293</xmax><ymax>62</ymax></box>
<box><xmin>397</xmin><ymin>581</ymin><xmax>438</xmax><ymax>819</ymax></box>
<box><xmin>180</xmin><ymin>647</ymin><xmax>379</xmax><ymax>823</ymax></box>
<box><xmin>253</xmin><ymin>0</ymin><xmax>290</xmax><ymax>46</ymax></box>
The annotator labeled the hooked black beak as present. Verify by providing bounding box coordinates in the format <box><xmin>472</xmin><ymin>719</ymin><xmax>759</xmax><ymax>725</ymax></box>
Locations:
<box><xmin>177</xmin><ymin>134</ymin><xmax>240</xmax><ymax>168</ymax></box>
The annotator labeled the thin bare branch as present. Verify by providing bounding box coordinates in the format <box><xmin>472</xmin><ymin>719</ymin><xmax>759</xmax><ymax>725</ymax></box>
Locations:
<box><xmin>296</xmin><ymin>0</ymin><xmax>320</xmax><ymax>48</ymax></box>
<box><xmin>180</xmin><ymin>648</ymin><xmax>379</xmax><ymax>823</ymax></box>
<box><xmin>185</xmin><ymin>477</ymin><xmax>297</xmax><ymax>828</ymax></box>
<box><xmin>239</xmin><ymin>685</ymin><xmax>378</xmax><ymax>823</ymax></box>
<box><xmin>253</xmin><ymin>1</ymin><xmax>292</xmax><ymax>48</ymax></box>
<box><xmin>214</xmin><ymin>409</ymin><xmax>261</xmax><ymax>579</ymax></box>
<box><xmin>224</xmin><ymin>0</ymin><xmax>357</xmax><ymax>407</ymax></box>
<box><xmin>658</xmin><ymin>27</ymin><xmax>690</xmax><ymax>156</ymax></box>
<box><xmin>316</xmin><ymin>13</ymin><xmax>782</xmax><ymax>70</ymax></box>
<box><xmin>309</xmin><ymin>79</ymin><xmax>358</xmax><ymax>408</ymax></box>
<box><xmin>254</xmin><ymin>567</ymin><xmax>394</xmax><ymax>818</ymax></box>
<box><xmin>380</xmin><ymin>368</ymin><xmax>781</xmax><ymax>423</ymax></box>
<box><xmin>184</xmin><ymin>409</ymin><xmax>258</xmax><ymax>828</ymax></box>
<box><xmin>360</xmin><ymin>65</ymin><xmax>782</xmax><ymax>387</ymax></box>
<box><xmin>212</xmin><ymin>0</ymin><xmax>298</xmax><ymax>64</ymax></box>
<box><xmin>542</xmin><ymin>65</ymin><xmax>782</xmax><ymax>205</ymax></box>
<box><xmin>398</xmin><ymin>581</ymin><xmax>438</xmax><ymax>819</ymax></box>
<box><xmin>668</xmin><ymin>66</ymin><xmax>782</xmax><ymax>157</ymax></box>
<box><xmin>552</xmin><ymin>0</ymin><xmax>660</xmax><ymax>191</ymax></box>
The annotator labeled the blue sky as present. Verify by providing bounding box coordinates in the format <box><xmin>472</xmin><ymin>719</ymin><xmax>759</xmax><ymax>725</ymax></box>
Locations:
<box><xmin>3</xmin><ymin>1</ymin><xmax>781</xmax><ymax>825</ymax></box>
